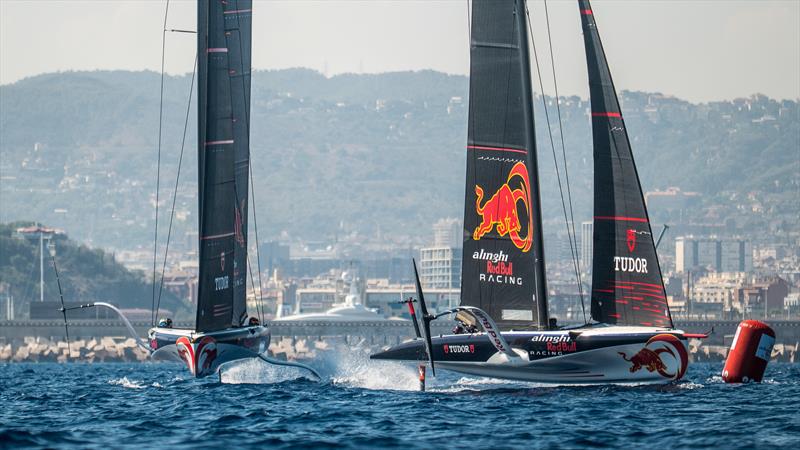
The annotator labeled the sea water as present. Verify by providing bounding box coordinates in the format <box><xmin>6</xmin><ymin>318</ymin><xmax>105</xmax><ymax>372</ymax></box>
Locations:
<box><xmin>1</xmin><ymin>351</ymin><xmax>798</xmax><ymax>449</ymax></box>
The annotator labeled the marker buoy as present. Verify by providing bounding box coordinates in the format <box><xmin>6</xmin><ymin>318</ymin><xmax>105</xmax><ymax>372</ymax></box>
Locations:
<box><xmin>418</xmin><ymin>364</ymin><xmax>426</xmax><ymax>392</ymax></box>
<box><xmin>722</xmin><ymin>320</ymin><xmax>776</xmax><ymax>383</ymax></box>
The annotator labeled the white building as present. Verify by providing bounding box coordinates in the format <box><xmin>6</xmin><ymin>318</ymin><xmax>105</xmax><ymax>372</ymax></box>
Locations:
<box><xmin>420</xmin><ymin>218</ymin><xmax>462</xmax><ymax>289</ymax></box>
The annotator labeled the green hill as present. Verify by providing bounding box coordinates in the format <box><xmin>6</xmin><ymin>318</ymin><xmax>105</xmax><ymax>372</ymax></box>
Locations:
<box><xmin>0</xmin><ymin>222</ymin><xmax>188</xmax><ymax>318</ymax></box>
<box><xmin>0</xmin><ymin>70</ymin><xmax>797</xmax><ymax>253</ymax></box>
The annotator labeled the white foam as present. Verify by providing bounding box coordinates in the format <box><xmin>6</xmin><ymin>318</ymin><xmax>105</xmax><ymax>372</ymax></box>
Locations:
<box><xmin>329</xmin><ymin>348</ymin><xmax>419</xmax><ymax>391</ymax></box>
<box><xmin>107</xmin><ymin>377</ymin><xmax>145</xmax><ymax>389</ymax></box>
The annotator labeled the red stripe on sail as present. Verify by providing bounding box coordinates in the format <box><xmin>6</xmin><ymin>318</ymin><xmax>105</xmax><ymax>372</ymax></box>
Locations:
<box><xmin>591</xmin><ymin>112</ymin><xmax>621</xmax><ymax>117</ymax></box>
<box><xmin>467</xmin><ymin>145</ymin><xmax>527</xmax><ymax>155</ymax></box>
<box><xmin>618</xmin><ymin>281</ymin><xmax>663</xmax><ymax>288</ymax></box>
<box><xmin>594</xmin><ymin>216</ymin><xmax>648</xmax><ymax>223</ymax></box>
<box><xmin>581</xmin><ymin>9</ymin><xmax>593</xmax><ymax>15</ymax></box>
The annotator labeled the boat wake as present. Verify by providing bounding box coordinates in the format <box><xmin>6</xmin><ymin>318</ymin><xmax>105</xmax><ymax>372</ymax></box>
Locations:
<box><xmin>327</xmin><ymin>348</ymin><xmax>419</xmax><ymax>391</ymax></box>
<box><xmin>219</xmin><ymin>358</ymin><xmax>314</xmax><ymax>384</ymax></box>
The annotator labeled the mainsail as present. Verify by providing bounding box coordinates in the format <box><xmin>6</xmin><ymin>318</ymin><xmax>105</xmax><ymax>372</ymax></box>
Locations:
<box><xmin>460</xmin><ymin>0</ymin><xmax>548</xmax><ymax>329</ymax></box>
<box><xmin>579</xmin><ymin>0</ymin><xmax>672</xmax><ymax>327</ymax></box>
<box><xmin>196</xmin><ymin>0</ymin><xmax>252</xmax><ymax>332</ymax></box>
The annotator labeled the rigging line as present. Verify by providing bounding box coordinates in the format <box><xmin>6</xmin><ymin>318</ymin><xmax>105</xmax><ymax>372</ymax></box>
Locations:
<box><xmin>249</xmin><ymin>164</ymin><xmax>265</xmax><ymax>323</ymax></box>
<box><xmin>50</xmin><ymin>247</ymin><xmax>70</xmax><ymax>362</ymax></box>
<box><xmin>526</xmin><ymin>4</ymin><xmax>587</xmax><ymax>324</ymax></box>
<box><xmin>155</xmin><ymin>51</ymin><xmax>198</xmax><ymax>319</ymax></box>
<box><xmin>465</xmin><ymin>0</ymin><xmax>471</xmax><ymax>43</ymax></box>
<box><xmin>543</xmin><ymin>0</ymin><xmax>585</xmax><ymax>305</ymax></box>
<box><xmin>152</xmin><ymin>0</ymin><xmax>171</xmax><ymax>326</ymax></box>
<box><xmin>245</xmin><ymin>246</ymin><xmax>261</xmax><ymax>324</ymax></box>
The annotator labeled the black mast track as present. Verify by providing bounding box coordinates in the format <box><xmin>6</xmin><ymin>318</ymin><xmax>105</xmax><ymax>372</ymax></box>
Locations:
<box><xmin>579</xmin><ymin>0</ymin><xmax>672</xmax><ymax>328</ymax></box>
<box><xmin>460</xmin><ymin>0</ymin><xmax>548</xmax><ymax>330</ymax></box>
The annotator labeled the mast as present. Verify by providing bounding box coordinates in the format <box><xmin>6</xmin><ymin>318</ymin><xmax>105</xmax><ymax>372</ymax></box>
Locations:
<box><xmin>196</xmin><ymin>0</ymin><xmax>253</xmax><ymax>332</ymax></box>
<box><xmin>460</xmin><ymin>0</ymin><xmax>548</xmax><ymax>329</ymax></box>
<box><xmin>579</xmin><ymin>0</ymin><xmax>673</xmax><ymax>328</ymax></box>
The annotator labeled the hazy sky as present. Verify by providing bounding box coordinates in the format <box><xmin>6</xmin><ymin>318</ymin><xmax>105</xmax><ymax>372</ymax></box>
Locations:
<box><xmin>1</xmin><ymin>0</ymin><xmax>798</xmax><ymax>102</ymax></box>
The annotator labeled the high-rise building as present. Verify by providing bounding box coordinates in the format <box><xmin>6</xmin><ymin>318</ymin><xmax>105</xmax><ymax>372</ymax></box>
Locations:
<box><xmin>420</xmin><ymin>218</ymin><xmax>463</xmax><ymax>289</ymax></box>
<box><xmin>581</xmin><ymin>221</ymin><xmax>593</xmax><ymax>272</ymax></box>
<box><xmin>432</xmin><ymin>217</ymin><xmax>462</xmax><ymax>248</ymax></box>
<box><xmin>419</xmin><ymin>247</ymin><xmax>462</xmax><ymax>289</ymax></box>
<box><xmin>675</xmin><ymin>236</ymin><xmax>752</xmax><ymax>273</ymax></box>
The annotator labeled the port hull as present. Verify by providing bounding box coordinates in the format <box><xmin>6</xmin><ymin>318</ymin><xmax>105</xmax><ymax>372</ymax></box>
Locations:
<box><xmin>371</xmin><ymin>326</ymin><xmax>689</xmax><ymax>384</ymax></box>
<box><xmin>149</xmin><ymin>325</ymin><xmax>270</xmax><ymax>378</ymax></box>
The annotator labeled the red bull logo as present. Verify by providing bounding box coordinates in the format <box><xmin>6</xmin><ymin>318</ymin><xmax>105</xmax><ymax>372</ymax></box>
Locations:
<box><xmin>473</xmin><ymin>162</ymin><xmax>533</xmax><ymax>252</ymax></box>
<box><xmin>619</xmin><ymin>334</ymin><xmax>688</xmax><ymax>380</ymax></box>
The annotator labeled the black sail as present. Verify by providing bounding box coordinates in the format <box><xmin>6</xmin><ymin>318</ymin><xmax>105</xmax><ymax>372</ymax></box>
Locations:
<box><xmin>196</xmin><ymin>0</ymin><xmax>252</xmax><ymax>332</ymax></box>
<box><xmin>579</xmin><ymin>0</ymin><xmax>672</xmax><ymax>328</ymax></box>
<box><xmin>460</xmin><ymin>0</ymin><xmax>548</xmax><ymax>329</ymax></box>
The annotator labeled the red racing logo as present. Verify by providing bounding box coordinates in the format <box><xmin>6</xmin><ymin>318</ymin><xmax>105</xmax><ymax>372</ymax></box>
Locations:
<box><xmin>619</xmin><ymin>334</ymin><xmax>688</xmax><ymax>380</ymax></box>
<box><xmin>473</xmin><ymin>162</ymin><xmax>533</xmax><ymax>252</ymax></box>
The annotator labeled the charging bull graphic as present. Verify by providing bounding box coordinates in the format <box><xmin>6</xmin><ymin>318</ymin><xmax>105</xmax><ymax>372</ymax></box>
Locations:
<box><xmin>473</xmin><ymin>162</ymin><xmax>533</xmax><ymax>252</ymax></box>
<box><xmin>619</xmin><ymin>334</ymin><xmax>688</xmax><ymax>380</ymax></box>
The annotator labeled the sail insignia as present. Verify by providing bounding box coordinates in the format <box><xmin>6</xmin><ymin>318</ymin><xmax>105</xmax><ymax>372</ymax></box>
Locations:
<box><xmin>579</xmin><ymin>0</ymin><xmax>673</xmax><ymax>328</ymax></box>
<box><xmin>460</xmin><ymin>0</ymin><xmax>548</xmax><ymax>330</ymax></box>
<box><xmin>196</xmin><ymin>0</ymin><xmax>252</xmax><ymax>332</ymax></box>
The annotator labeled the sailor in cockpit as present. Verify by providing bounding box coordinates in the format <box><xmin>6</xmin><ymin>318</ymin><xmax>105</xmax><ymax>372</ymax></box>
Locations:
<box><xmin>452</xmin><ymin>311</ymin><xmax>479</xmax><ymax>335</ymax></box>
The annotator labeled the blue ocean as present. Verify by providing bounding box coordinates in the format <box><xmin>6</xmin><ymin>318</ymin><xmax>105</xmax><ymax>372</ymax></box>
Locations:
<box><xmin>2</xmin><ymin>354</ymin><xmax>798</xmax><ymax>449</ymax></box>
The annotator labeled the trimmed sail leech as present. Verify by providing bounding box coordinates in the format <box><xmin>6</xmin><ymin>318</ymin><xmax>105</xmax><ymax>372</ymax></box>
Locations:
<box><xmin>579</xmin><ymin>0</ymin><xmax>672</xmax><ymax>328</ymax></box>
<box><xmin>196</xmin><ymin>0</ymin><xmax>252</xmax><ymax>332</ymax></box>
<box><xmin>461</xmin><ymin>0</ymin><xmax>548</xmax><ymax>329</ymax></box>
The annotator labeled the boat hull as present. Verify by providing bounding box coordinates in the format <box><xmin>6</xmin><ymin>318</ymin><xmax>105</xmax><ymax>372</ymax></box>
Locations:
<box><xmin>148</xmin><ymin>325</ymin><xmax>270</xmax><ymax>378</ymax></box>
<box><xmin>371</xmin><ymin>326</ymin><xmax>689</xmax><ymax>384</ymax></box>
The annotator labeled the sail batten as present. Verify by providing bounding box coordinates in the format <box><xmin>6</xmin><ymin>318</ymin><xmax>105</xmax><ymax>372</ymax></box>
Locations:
<box><xmin>196</xmin><ymin>0</ymin><xmax>252</xmax><ymax>332</ymax></box>
<box><xmin>460</xmin><ymin>0</ymin><xmax>548</xmax><ymax>330</ymax></box>
<box><xmin>579</xmin><ymin>0</ymin><xmax>672</xmax><ymax>328</ymax></box>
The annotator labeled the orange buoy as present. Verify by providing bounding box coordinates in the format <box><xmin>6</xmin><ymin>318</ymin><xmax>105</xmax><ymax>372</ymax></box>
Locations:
<box><xmin>722</xmin><ymin>320</ymin><xmax>776</xmax><ymax>383</ymax></box>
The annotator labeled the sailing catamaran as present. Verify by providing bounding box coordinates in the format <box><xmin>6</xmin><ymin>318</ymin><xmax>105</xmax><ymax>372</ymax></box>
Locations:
<box><xmin>371</xmin><ymin>0</ymin><xmax>705</xmax><ymax>384</ymax></box>
<box><xmin>147</xmin><ymin>0</ymin><xmax>321</xmax><ymax>379</ymax></box>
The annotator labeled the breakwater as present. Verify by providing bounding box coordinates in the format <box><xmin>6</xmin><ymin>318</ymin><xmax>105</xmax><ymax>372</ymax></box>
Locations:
<box><xmin>1</xmin><ymin>319</ymin><xmax>798</xmax><ymax>363</ymax></box>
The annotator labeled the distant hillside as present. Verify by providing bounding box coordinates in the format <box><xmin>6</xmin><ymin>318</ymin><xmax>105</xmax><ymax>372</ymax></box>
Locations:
<box><xmin>0</xmin><ymin>222</ymin><xmax>188</xmax><ymax>318</ymax></box>
<box><xmin>0</xmin><ymin>69</ymin><xmax>797</xmax><ymax>253</ymax></box>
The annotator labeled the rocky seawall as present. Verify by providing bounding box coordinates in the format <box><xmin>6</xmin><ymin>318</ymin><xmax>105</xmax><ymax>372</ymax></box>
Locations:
<box><xmin>1</xmin><ymin>336</ymin><xmax>796</xmax><ymax>364</ymax></box>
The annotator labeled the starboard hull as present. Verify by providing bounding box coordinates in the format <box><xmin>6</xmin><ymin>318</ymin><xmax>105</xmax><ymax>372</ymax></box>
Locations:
<box><xmin>371</xmin><ymin>325</ymin><xmax>689</xmax><ymax>385</ymax></box>
<box><xmin>148</xmin><ymin>325</ymin><xmax>270</xmax><ymax>378</ymax></box>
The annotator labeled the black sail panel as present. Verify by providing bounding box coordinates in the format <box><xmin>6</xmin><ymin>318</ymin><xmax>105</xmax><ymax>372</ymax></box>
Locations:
<box><xmin>460</xmin><ymin>0</ymin><xmax>548</xmax><ymax>329</ymax></box>
<box><xmin>196</xmin><ymin>0</ymin><xmax>252</xmax><ymax>332</ymax></box>
<box><xmin>579</xmin><ymin>0</ymin><xmax>672</xmax><ymax>327</ymax></box>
